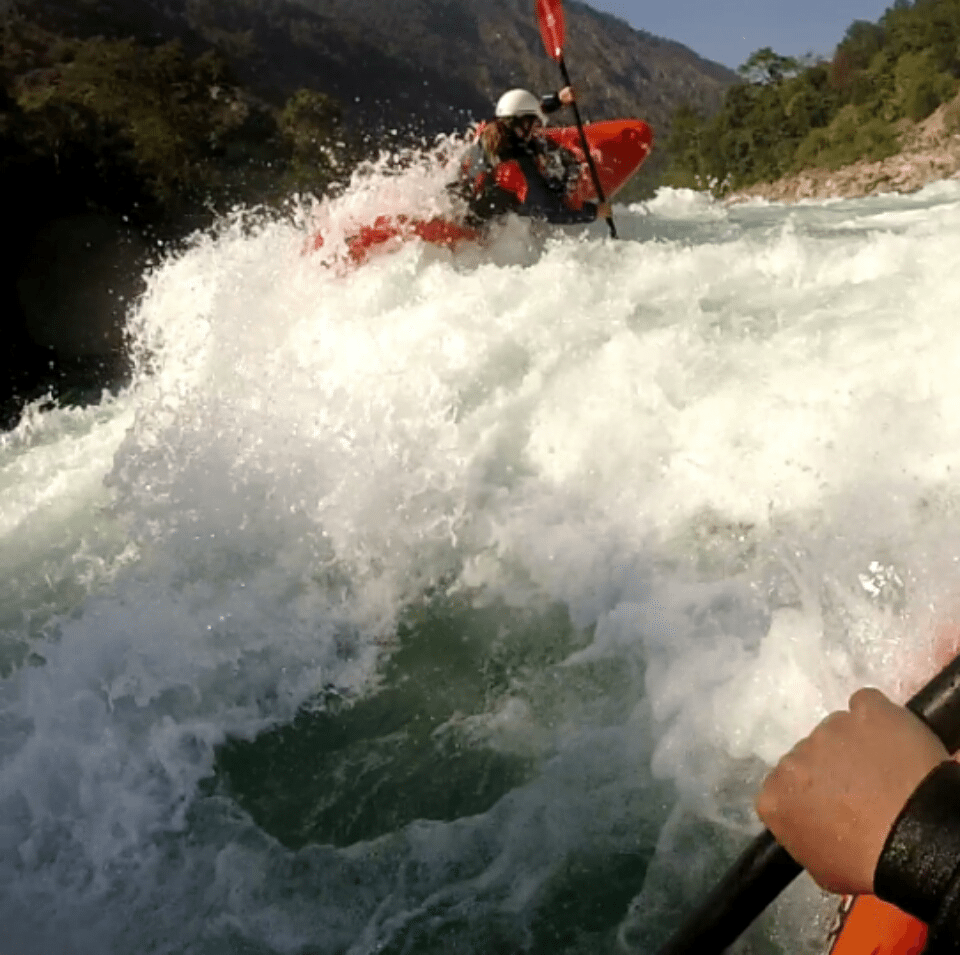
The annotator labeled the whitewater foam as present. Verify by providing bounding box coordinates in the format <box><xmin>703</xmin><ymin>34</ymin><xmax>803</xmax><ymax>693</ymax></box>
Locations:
<box><xmin>4</xmin><ymin>169</ymin><xmax>960</xmax><ymax>953</ymax></box>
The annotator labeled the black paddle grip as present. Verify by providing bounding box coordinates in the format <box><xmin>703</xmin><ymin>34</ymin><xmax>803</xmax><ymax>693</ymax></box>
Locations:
<box><xmin>655</xmin><ymin>650</ymin><xmax>960</xmax><ymax>955</ymax></box>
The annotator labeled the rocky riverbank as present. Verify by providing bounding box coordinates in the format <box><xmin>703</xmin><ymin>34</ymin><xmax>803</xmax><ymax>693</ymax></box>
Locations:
<box><xmin>726</xmin><ymin>94</ymin><xmax>960</xmax><ymax>204</ymax></box>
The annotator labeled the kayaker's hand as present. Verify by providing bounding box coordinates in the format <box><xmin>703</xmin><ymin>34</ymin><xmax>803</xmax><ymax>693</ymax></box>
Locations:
<box><xmin>756</xmin><ymin>688</ymin><xmax>948</xmax><ymax>897</ymax></box>
<box><xmin>559</xmin><ymin>86</ymin><xmax>575</xmax><ymax>105</ymax></box>
<box><xmin>596</xmin><ymin>201</ymin><xmax>612</xmax><ymax>220</ymax></box>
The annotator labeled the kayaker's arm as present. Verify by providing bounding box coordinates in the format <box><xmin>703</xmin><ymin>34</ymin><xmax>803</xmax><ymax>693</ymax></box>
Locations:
<box><xmin>526</xmin><ymin>196</ymin><xmax>611</xmax><ymax>226</ymax></box>
<box><xmin>499</xmin><ymin>155</ymin><xmax>605</xmax><ymax>226</ymax></box>
<box><xmin>521</xmin><ymin>187</ymin><xmax>600</xmax><ymax>225</ymax></box>
<box><xmin>874</xmin><ymin>760</ymin><xmax>960</xmax><ymax>953</ymax></box>
<box><xmin>452</xmin><ymin>126</ymin><xmax>612</xmax><ymax>229</ymax></box>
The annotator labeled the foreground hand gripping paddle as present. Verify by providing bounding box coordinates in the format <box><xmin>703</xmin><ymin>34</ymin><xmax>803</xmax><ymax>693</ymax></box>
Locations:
<box><xmin>656</xmin><ymin>649</ymin><xmax>960</xmax><ymax>955</ymax></box>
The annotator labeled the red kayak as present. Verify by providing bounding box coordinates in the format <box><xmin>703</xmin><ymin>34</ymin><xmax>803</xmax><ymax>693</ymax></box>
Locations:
<box><xmin>310</xmin><ymin>214</ymin><xmax>482</xmax><ymax>265</ymax></box>
<box><xmin>825</xmin><ymin>895</ymin><xmax>926</xmax><ymax>955</ymax></box>
<box><xmin>545</xmin><ymin>119</ymin><xmax>654</xmax><ymax>208</ymax></box>
<box><xmin>308</xmin><ymin>118</ymin><xmax>653</xmax><ymax>266</ymax></box>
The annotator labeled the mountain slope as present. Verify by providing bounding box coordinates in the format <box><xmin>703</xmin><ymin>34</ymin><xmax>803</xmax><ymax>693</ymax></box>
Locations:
<box><xmin>18</xmin><ymin>0</ymin><xmax>736</xmax><ymax>172</ymax></box>
<box><xmin>270</xmin><ymin>0</ymin><xmax>736</xmax><ymax>135</ymax></box>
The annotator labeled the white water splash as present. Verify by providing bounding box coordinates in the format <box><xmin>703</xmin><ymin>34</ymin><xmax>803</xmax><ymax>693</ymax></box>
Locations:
<box><xmin>4</xmin><ymin>164</ymin><xmax>960</xmax><ymax>954</ymax></box>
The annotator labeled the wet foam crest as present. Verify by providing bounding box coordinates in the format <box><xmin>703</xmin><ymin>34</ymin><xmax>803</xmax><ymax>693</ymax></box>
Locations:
<box><xmin>4</xmin><ymin>174</ymin><xmax>960</xmax><ymax>952</ymax></box>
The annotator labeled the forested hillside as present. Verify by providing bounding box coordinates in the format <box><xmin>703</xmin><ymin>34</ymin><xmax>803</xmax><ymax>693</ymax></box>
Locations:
<box><xmin>665</xmin><ymin>0</ymin><xmax>960</xmax><ymax>195</ymax></box>
<box><xmin>1</xmin><ymin>4</ymin><xmax>356</xmax><ymax>426</ymax></box>
<box><xmin>0</xmin><ymin>0</ymin><xmax>740</xmax><ymax>232</ymax></box>
<box><xmin>8</xmin><ymin>0</ymin><xmax>736</xmax><ymax>171</ymax></box>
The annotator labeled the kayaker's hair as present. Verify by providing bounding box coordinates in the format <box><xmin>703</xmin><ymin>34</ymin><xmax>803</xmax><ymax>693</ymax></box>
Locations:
<box><xmin>480</xmin><ymin>119</ymin><xmax>509</xmax><ymax>161</ymax></box>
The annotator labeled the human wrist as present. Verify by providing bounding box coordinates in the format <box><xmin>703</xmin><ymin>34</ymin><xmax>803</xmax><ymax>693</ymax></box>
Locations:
<box><xmin>875</xmin><ymin>760</ymin><xmax>960</xmax><ymax>924</ymax></box>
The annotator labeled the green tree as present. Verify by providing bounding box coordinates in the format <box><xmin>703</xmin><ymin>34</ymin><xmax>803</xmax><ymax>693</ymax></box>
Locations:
<box><xmin>894</xmin><ymin>49</ymin><xmax>957</xmax><ymax>120</ymax></box>
<box><xmin>278</xmin><ymin>87</ymin><xmax>346</xmax><ymax>190</ymax></box>
<box><xmin>661</xmin><ymin>102</ymin><xmax>711</xmax><ymax>188</ymax></box>
<box><xmin>12</xmin><ymin>37</ymin><xmax>243</xmax><ymax>205</ymax></box>
<box><xmin>663</xmin><ymin>0</ymin><xmax>960</xmax><ymax>196</ymax></box>
<box><xmin>837</xmin><ymin>20</ymin><xmax>886</xmax><ymax>71</ymax></box>
<box><xmin>737</xmin><ymin>47</ymin><xmax>801</xmax><ymax>85</ymax></box>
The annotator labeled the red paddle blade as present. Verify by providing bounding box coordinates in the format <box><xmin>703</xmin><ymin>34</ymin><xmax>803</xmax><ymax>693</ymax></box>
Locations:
<box><xmin>536</xmin><ymin>0</ymin><xmax>565</xmax><ymax>61</ymax></box>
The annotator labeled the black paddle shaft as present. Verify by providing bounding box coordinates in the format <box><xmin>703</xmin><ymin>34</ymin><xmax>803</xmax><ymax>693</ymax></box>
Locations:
<box><xmin>655</xmin><ymin>649</ymin><xmax>960</xmax><ymax>955</ymax></box>
<box><xmin>557</xmin><ymin>57</ymin><xmax>617</xmax><ymax>239</ymax></box>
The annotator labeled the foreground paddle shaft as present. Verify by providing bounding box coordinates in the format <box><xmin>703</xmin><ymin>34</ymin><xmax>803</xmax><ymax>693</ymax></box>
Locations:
<box><xmin>656</xmin><ymin>650</ymin><xmax>960</xmax><ymax>955</ymax></box>
<box><xmin>535</xmin><ymin>0</ymin><xmax>617</xmax><ymax>238</ymax></box>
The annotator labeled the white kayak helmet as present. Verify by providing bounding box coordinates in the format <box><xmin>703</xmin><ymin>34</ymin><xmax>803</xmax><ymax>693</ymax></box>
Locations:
<box><xmin>495</xmin><ymin>88</ymin><xmax>546</xmax><ymax>125</ymax></box>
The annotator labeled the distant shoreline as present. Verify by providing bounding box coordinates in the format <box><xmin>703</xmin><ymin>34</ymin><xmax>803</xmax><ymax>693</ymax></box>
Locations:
<box><xmin>726</xmin><ymin>93</ymin><xmax>960</xmax><ymax>205</ymax></box>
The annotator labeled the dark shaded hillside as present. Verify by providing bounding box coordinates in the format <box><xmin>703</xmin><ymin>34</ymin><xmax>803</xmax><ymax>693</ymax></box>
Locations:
<box><xmin>17</xmin><ymin>0</ymin><xmax>736</xmax><ymax>159</ymax></box>
<box><xmin>198</xmin><ymin>0</ymin><xmax>737</xmax><ymax>181</ymax></box>
<box><xmin>260</xmin><ymin>0</ymin><xmax>736</xmax><ymax>139</ymax></box>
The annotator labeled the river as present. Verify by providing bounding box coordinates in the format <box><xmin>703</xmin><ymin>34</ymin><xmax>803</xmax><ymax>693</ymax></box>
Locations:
<box><xmin>4</xmin><ymin>154</ymin><xmax>960</xmax><ymax>954</ymax></box>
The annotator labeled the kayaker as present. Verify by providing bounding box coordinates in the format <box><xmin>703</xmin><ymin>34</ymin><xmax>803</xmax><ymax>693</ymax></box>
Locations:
<box><xmin>757</xmin><ymin>687</ymin><xmax>960</xmax><ymax>948</ymax></box>
<box><xmin>450</xmin><ymin>87</ymin><xmax>612</xmax><ymax>228</ymax></box>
